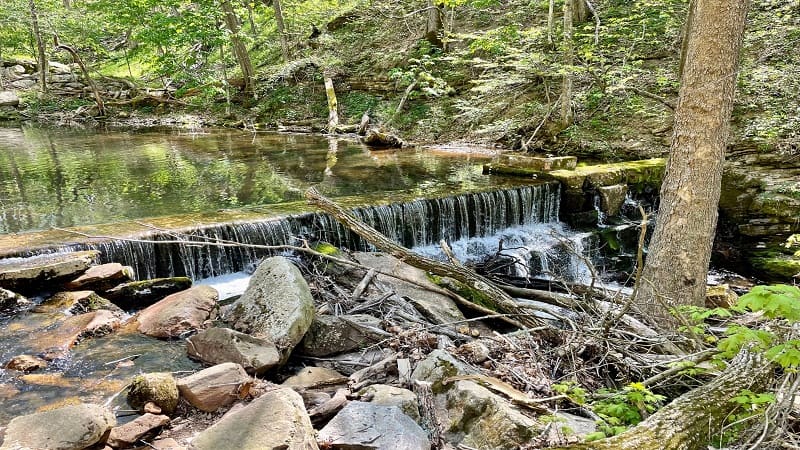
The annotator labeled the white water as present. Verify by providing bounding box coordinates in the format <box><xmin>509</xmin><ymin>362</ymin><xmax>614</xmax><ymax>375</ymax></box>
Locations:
<box><xmin>197</xmin><ymin>271</ymin><xmax>252</xmax><ymax>301</ymax></box>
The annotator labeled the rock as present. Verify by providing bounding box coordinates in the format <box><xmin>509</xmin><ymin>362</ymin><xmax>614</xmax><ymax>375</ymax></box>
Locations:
<box><xmin>127</xmin><ymin>373</ymin><xmax>179</xmax><ymax>415</ymax></box>
<box><xmin>0</xmin><ymin>91</ymin><xmax>19</xmax><ymax>107</ymax></box>
<box><xmin>353</xmin><ymin>252</ymin><xmax>465</xmax><ymax>325</ymax></box>
<box><xmin>105</xmin><ymin>277</ymin><xmax>192</xmax><ymax>310</ymax></box>
<box><xmin>359</xmin><ymin>384</ymin><xmax>420</xmax><ymax>423</ymax></box>
<box><xmin>36</xmin><ymin>290</ymin><xmax>124</xmax><ymax>315</ymax></box>
<box><xmin>4</xmin><ymin>354</ymin><xmax>47</xmax><ymax>372</ymax></box>
<box><xmin>598</xmin><ymin>184</ymin><xmax>629</xmax><ymax>217</ymax></box>
<box><xmin>34</xmin><ymin>310</ymin><xmax>121</xmax><ymax>356</ymax></box>
<box><xmin>410</xmin><ymin>349</ymin><xmax>479</xmax><ymax>392</ymax></box>
<box><xmin>186</xmin><ymin>327</ymin><xmax>280</xmax><ymax>375</ymax></box>
<box><xmin>10</xmin><ymin>78</ymin><xmax>36</xmax><ymax>89</ymax></box>
<box><xmin>299</xmin><ymin>314</ymin><xmax>386</xmax><ymax>357</ymax></box>
<box><xmin>498</xmin><ymin>154</ymin><xmax>578</xmax><ymax>171</ymax></box>
<box><xmin>282</xmin><ymin>367</ymin><xmax>348</xmax><ymax>393</ymax></box>
<box><xmin>455</xmin><ymin>340</ymin><xmax>491</xmax><ymax>364</ymax></box>
<box><xmin>554</xmin><ymin>412</ymin><xmax>598</xmax><ymax>437</ymax></box>
<box><xmin>176</xmin><ymin>363</ymin><xmax>251</xmax><ymax>412</ymax></box>
<box><xmin>143</xmin><ymin>402</ymin><xmax>162</xmax><ymax>414</ymax></box>
<box><xmin>362</xmin><ymin>129</ymin><xmax>404</xmax><ymax>149</ymax></box>
<box><xmin>706</xmin><ymin>283</ymin><xmax>740</xmax><ymax>308</ymax></box>
<box><xmin>0</xmin><ymin>403</ymin><xmax>115</xmax><ymax>450</ymax></box>
<box><xmin>0</xmin><ymin>250</ymin><xmax>99</xmax><ymax>294</ymax></box>
<box><xmin>65</xmin><ymin>263</ymin><xmax>134</xmax><ymax>292</ymax></box>
<box><xmin>227</xmin><ymin>256</ymin><xmax>315</xmax><ymax>362</ymax></box>
<box><xmin>106</xmin><ymin>413</ymin><xmax>170</xmax><ymax>448</ymax></box>
<box><xmin>136</xmin><ymin>286</ymin><xmax>218</xmax><ymax>339</ymax></box>
<box><xmin>0</xmin><ymin>287</ymin><xmax>29</xmax><ymax>311</ymax></box>
<box><xmin>318</xmin><ymin>402</ymin><xmax>429</xmax><ymax>450</ymax></box>
<box><xmin>148</xmin><ymin>438</ymin><xmax>186</xmax><ymax>450</ymax></box>
<box><xmin>190</xmin><ymin>387</ymin><xmax>318</xmax><ymax>450</ymax></box>
<box><xmin>49</xmin><ymin>61</ymin><xmax>72</xmax><ymax>73</ymax></box>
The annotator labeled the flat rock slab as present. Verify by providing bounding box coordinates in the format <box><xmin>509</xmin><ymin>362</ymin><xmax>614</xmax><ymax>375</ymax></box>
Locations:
<box><xmin>136</xmin><ymin>285</ymin><xmax>218</xmax><ymax>339</ymax></box>
<box><xmin>498</xmin><ymin>155</ymin><xmax>578</xmax><ymax>171</ymax></box>
<box><xmin>0</xmin><ymin>250</ymin><xmax>99</xmax><ymax>293</ymax></box>
<box><xmin>186</xmin><ymin>327</ymin><xmax>280</xmax><ymax>375</ymax></box>
<box><xmin>227</xmin><ymin>256</ymin><xmax>315</xmax><ymax>362</ymax></box>
<box><xmin>33</xmin><ymin>310</ymin><xmax>121</xmax><ymax>356</ymax></box>
<box><xmin>318</xmin><ymin>402</ymin><xmax>430</xmax><ymax>450</ymax></box>
<box><xmin>65</xmin><ymin>262</ymin><xmax>134</xmax><ymax>292</ymax></box>
<box><xmin>0</xmin><ymin>90</ymin><xmax>20</xmax><ymax>107</ymax></box>
<box><xmin>105</xmin><ymin>277</ymin><xmax>192</xmax><ymax>310</ymax></box>
<box><xmin>190</xmin><ymin>387</ymin><xmax>318</xmax><ymax>450</ymax></box>
<box><xmin>359</xmin><ymin>384</ymin><xmax>420</xmax><ymax>423</ymax></box>
<box><xmin>282</xmin><ymin>367</ymin><xmax>349</xmax><ymax>392</ymax></box>
<box><xmin>36</xmin><ymin>290</ymin><xmax>123</xmax><ymax>315</ymax></box>
<box><xmin>177</xmin><ymin>363</ymin><xmax>251</xmax><ymax>412</ymax></box>
<box><xmin>107</xmin><ymin>413</ymin><xmax>170</xmax><ymax>448</ymax></box>
<box><xmin>0</xmin><ymin>403</ymin><xmax>116</xmax><ymax>450</ymax></box>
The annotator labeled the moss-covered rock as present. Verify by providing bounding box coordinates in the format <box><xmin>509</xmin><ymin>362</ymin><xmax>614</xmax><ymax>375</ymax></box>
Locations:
<box><xmin>127</xmin><ymin>372</ymin><xmax>179</xmax><ymax>415</ymax></box>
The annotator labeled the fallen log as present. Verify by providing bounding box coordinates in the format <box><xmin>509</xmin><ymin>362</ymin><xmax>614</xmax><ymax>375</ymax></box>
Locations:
<box><xmin>555</xmin><ymin>346</ymin><xmax>773</xmax><ymax>450</ymax></box>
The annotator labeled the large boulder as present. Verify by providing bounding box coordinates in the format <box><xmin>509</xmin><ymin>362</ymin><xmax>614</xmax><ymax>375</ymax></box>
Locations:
<box><xmin>136</xmin><ymin>286</ymin><xmax>218</xmax><ymax>339</ymax></box>
<box><xmin>353</xmin><ymin>252</ymin><xmax>465</xmax><ymax>325</ymax></box>
<box><xmin>106</xmin><ymin>413</ymin><xmax>170</xmax><ymax>449</ymax></box>
<box><xmin>190</xmin><ymin>387</ymin><xmax>318</xmax><ymax>450</ymax></box>
<box><xmin>127</xmin><ymin>373</ymin><xmax>179</xmax><ymax>415</ymax></box>
<box><xmin>176</xmin><ymin>363</ymin><xmax>251</xmax><ymax>412</ymax></box>
<box><xmin>0</xmin><ymin>403</ymin><xmax>115</xmax><ymax>450</ymax></box>
<box><xmin>0</xmin><ymin>250</ymin><xmax>99</xmax><ymax>293</ymax></box>
<box><xmin>105</xmin><ymin>277</ymin><xmax>192</xmax><ymax>310</ymax></box>
<box><xmin>186</xmin><ymin>327</ymin><xmax>281</xmax><ymax>375</ymax></box>
<box><xmin>317</xmin><ymin>402</ymin><xmax>430</xmax><ymax>450</ymax></box>
<box><xmin>227</xmin><ymin>257</ymin><xmax>315</xmax><ymax>362</ymax></box>
<box><xmin>64</xmin><ymin>263</ymin><xmax>134</xmax><ymax>292</ymax></box>
<box><xmin>0</xmin><ymin>91</ymin><xmax>19</xmax><ymax>107</ymax></box>
<box><xmin>299</xmin><ymin>314</ymin><xmax>386</xmax><ymax>357</ymax></box>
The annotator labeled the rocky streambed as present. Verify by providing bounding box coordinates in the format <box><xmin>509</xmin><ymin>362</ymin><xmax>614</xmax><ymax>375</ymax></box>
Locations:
<box><xmin>0</xmin><ymin>248</ymin><xmax>599</xmax><ymax>450</ymax></box>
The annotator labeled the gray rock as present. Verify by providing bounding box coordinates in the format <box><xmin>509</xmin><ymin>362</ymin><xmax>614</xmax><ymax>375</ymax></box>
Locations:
<box><xmin>187</xmin><ymin>327</ymin><xmax>280</xmax><ymax>375</ymax></box>
<box><xmin>177</xmin><ymin>363</ymin><xmax>251</xmax><ymax>412</ymax></box>
<box><xmin>318</xmin><ymin>402</ymin><xmax>429</xmax><ymax>450</ymax></box>
<box><xmin>0</xmin><ymin>250</ymin><xmax>99</xmax><ymax>293</ymax></box>
<box><xmin>282</xmin><ymin>367</ymin><xmax>348</xmax><ymax>393</ymax></box>
<box><xmin>300</xmin><ymin>314</ymin><xmax>386</xmax><ymax>357</ymax></box>
<box><xmin>127</xmin><ymin>373</ymin><xmax>179</xmax><ymax>415</ymax></box>
<box><xmin>0</xmin><ymin>403</ymin><xmax>115</xmax><ymax>450</ymax></box>
<box><xmin>555</xmin><ymin>412</ymin><xmax>598</xmax><ymax>437</ymax></box>
<box><xmin>227</xmin><ymin>257</ymin><xmax>315</xmax><ymax>362</ymax></box>
<box><xmin>0</xmin><ymin>91</ymin><xmax>19</xmax><ymax>107</ymax></box>
<box><xmin>136</xmin><ymin>286</ymin><xmax>218</xmax><ymax>339</ymax></box>
<box><xmin>10</xmin><ymin>79</ymin><xmax>36</xmax><ymax>89</ymax></box>
<box><xmin>353</xmin><ymin>252</ymin><xmax>465</xmax><ymax>325</ymax></box>
<box><xmin>190</xmin><ymin>387</ymin><xmax>318</xmax><ymax>450</ymax></box>
<box><xmin>48</xmin><ymin>61</ymin><xmax>72</xmax><ymax>73</ymax></box>
<box><xmin>0</xmin><ymin>287</ymin><xmax>29</xmax><ymax>311</ymax></box>
<box><xmin>64</xmin><ymin>262</ymin><xmax>134</xmax><ymax>292</ymax></box>
<box><xmin>598</xmin><ymin>184</ymin><xmax>628</xmax><ymax>217</ymax></box>
<box><xmin>410</xmin><ymin>349</ymin><xmax>479</xmax><ymax>391</ymax></box>
<box><xmin>105</xmin><ymin>277</ymin><xmax>192</xmax><ymax>310</ymax></box>
<box><xmin>359</xmin><ymin>384</ymin><xmax>420</xmax><ymax>423</ymax></box>
<box><xmin>106</xmin><ymin>413</ymin><xmax>170</xmax><ymax>448</ymax></box>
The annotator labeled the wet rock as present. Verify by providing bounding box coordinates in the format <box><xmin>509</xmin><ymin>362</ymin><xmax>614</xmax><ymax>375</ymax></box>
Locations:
<box><xmin>359</xmin><ymin>384</ymin><xmax>420</xmax><ymax>423</ymax></box>
<box><xmin>127</xmin><ymin>373</ymin><xmax>179</xmax><ymax>415</ymax></box>
<box><xmin>0</xmin><ymin>91</ymin><xmax>19</xmax><ymax>107</ymax></box>
<box><xmin>283</xmin><ymin>367</ymin><xmax>348</xmax><ymax>393</ymax></box>
<box><xmin>228</xmin><ymin>256</ymin><xmax>315</xmax><ymax>362</ymax></box>
<box><xmin>4</xmin><ymin>354</ymin><xmax>47</xmax><ymax>372</ymax></box>
<box><xmin>299</xmin><ymin>314</ymin><xmax>386</xmax><ymax>357</ymax></box>
<box><xmin>190</xmin><ymin>387</ymin><xmax>318</xmax><ymax>450</ymax></box>
<box><xmin>318</xmin><ymin>402</ymin><xmax>429</xmax><ymax>450</ymax></box>
<box><xmin>105</xmin><ymin>277</ymin><xmax>192</xmax><ymax>310</ymax></box>
<box><xmin>706</xmin><ymin>283</ymin><xmax>739</xmax><ymax>308</ymax></box>
<box><xmin>0</xmin><ymin>287</ymin><xmax>30</xmax><ymax>311</ymax></box>
<box><xmin>353</xmin><ymin>252</ymin><xmax>465</xmax><ymax>325</ymax></box>
<box><xmin>598</xmin><ymin>184</ymin><xmax>628</xmax><ymax>217</ymax></box>
<box><xmin>176</xmin><ymin>363</ymin><xmax>251</xmax><ymax>412</ymax></box>
<box><xmin>362</xmin><ymin>129</ymin><xmax>403</xmax><ymax>149</ymax></box>
<box><xmin>107</xmin><ymin>413</ymin><xmax>170</xmax><ymax>448</ymax></box>
<box><xmin>186</xmin><ymin>327</ymin><xmax>280</xmax><ymax>375</ymax></box>
<box><xmin>65</xmin><ymin>263</ymin><xmax>134</xmax><ymax>292</ymax></box>
<box><xmin>136</xmin><ymin>286</ymin><xmax>218</xmax><ymax>339</ymax></box>
<box><xmin>36</xmin><ymin>290</ymin><xmax>124</xmax><ymax>315</ymax></box>
<box><xmin>0</xmin><ymin>403</ymin><xmax>115</xmax><ymax>450</ymax></box>
<box><xmin>35</xmin><ymin>310</ymin><xmax>121</xmax><ymax>356</ymax></box>
<box><xmin>0</xmin><ymin>250</ymin><xmax>99</xmax><ymax>293</ymax></box>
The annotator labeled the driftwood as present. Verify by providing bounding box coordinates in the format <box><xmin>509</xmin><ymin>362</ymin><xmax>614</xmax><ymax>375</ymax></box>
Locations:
<box><xmin>304</xmin><ymin>187</ymin><xmax>549</xmax><ymax>330</ymax></box>
<box><xmin>555</xmin><ymin>347</ymin><xmax>773</xmax><ymax>450</ymax></box>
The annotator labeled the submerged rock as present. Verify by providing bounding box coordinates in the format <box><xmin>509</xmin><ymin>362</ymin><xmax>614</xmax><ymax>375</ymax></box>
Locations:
<box><xmin>186</xmin><ymin>327</ymin><xmax>281</xmax><ymax>375</ymax></box>
<box><xmin>136</xmin><ymin>286</ymin><xmax>218</xmax><ymax>339</ymax></box>
<box><xmin>299</xmin><ymin>314</ymin><xmax>386</xmax><ymax>357</ymax></box>
<box><xmin>36</xmin><ymin>290</ymin><xmax>123</xmax><ymax>315</ymax></box>
<box><xmin>127</xmin><ymin>372</ymin><xmax>180</xmax><ymax>415</ymax></box>
<box><xmin>190</xmin><ymin>387</ymin><xmax>318</xmax><ymax>450</ymax></box>
<box><xmin>0</xmin><ymin>250</ymin><xmax>99</xmax><ymax>293</ymax></box>
<box><xmin>0</xmin><ymin>403</ymin><xmax>116</xmax><ymax>450</ymax></box>
<box><xmin>65</xmin><ymin>262</ymin><xmax>134</xmax><ymax>292</ymax></box>
<box><xmin>177</xmin><ymin>363</ymin><xmax>251</xmax><ymax>412</ymax></box>
<box><xmin>35</xmin><ymin>309</ymin><xmax>121</xmax><ymax>357</ymax></box>
<box><xmin>227</xmin><ymin>256</ymin><xmax>315</xmax><ymax>362</ymax></box>
<box><xmin>105</xmin><ymin>277</ymin><xmax>193</xmax><ymax>310</ymax></box>
<box><xmin>317</xmin><ymin>402</ymin><xmax>430</xmax><ymax>450</ymax></box>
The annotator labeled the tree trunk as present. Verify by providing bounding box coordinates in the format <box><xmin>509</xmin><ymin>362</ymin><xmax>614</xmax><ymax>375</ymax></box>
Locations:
<box><xmin>304</xmin><ymin>187</ymin><xmax>549</xmax><ymax>330</ymax></box>
<box><xmin>677</xmin><ymin>0</ymin><xmax>697</xmax><ymax>80</ymax></box>
<box><xmin>424</xmin><ymin>1</ymin><xmax>444</xmax><ymax>50</ymax></box>
<box><xmin>54</xmin><ymin>38</ymin><xmax>106</xmax><ymax>117</ymax></box>
<box><xmin>556</xmin><ymin>347</ymin><xmax>772</xmax><ymax>450</ymax></box>
<box><xmin>560</xmin><ymin>0</ymin><xmax>574</xmax><ymax>127</ymax></box>
<box><xmin>221</xmin><ymin>0</ymin><xmax>256</xmax><ymax>97</ymax></box>
<box><xmin>635</xmin><ymin>0</ymin><xmax>749</xmax><ymax>324</ymax></box>
<box><xmin>324</xmin><ymin>75</ymin><xmax>339</xmax><ymax>132</ymax></box>
<box><xmin>271</xmin><ymin>0</ymin><xmax>290</xmax><ymax>61</ymax></box>
<box><xmin>29</xmin><ymin>0</ymin><xmax>48</xmax><ymax>94</ymax></box>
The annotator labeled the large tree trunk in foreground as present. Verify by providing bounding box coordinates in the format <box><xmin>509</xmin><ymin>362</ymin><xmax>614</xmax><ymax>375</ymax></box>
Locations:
<box><xmin>558</xmin><ymin>347</ymin><xmax>772</xmax><ymax>450</ymax></box>
<box><xmin>304</xmin><ymin>187</ymin><xmax>548</xmax><ymax>329</ymax></box>
<box><xmin>221</xmin><ymin>0</ymin><xmax>256</xmax><ymax>97</ymax></box>
<box><xmin>636</xmin><ymin>0</ymin><xmax>749</xmax><ymax>324</ymax></box>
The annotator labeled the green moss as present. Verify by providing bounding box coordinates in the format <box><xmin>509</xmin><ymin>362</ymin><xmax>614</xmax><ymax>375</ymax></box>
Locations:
<box><xmin>750</xmin><ymin>255</ymin><xmax>800</xmax><ymax>280</ymax></box>
<box><xmin>127</xmin><ymin>372</ymin><xmax>179</xmax><ymax>414</ymax></box>
<box><xmin>313</xmin><ymin>242</ymin><xmax>341</xmax><ymax>256</ymax></box>
<box><xmin>433</xmin><ymin>277</ymin><xmax>498</xmax><ymax>311</ymax></box>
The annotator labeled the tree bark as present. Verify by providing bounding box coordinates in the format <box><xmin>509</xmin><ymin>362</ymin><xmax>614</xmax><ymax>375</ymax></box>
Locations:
<box><xmin>560</xmin><ymin>0</ymin><xmax>574</xmax><ymax>128</ymax></box>
<box><xmin>424</xmin><ymin>1</ymin><xmax>444</xmax><ymax>50</ymax></box>
<box><xmin>556</xmin><ymin>347</ymin><xmax>772</xmax><ymax>450</ymax></box>
<box><xmin>271</xmin><ymin>0</ymin><xmax>290</xmax><ymax>61</ymax></box>
<box><xmin>221</xmin><ymin>0</ymin><xmax>256</xmax><ymax>96</ymax></box>
<box><xmin>29</xmin><ymin>0</ymin><xmax>48</xmax><ymax>94</ymax></box>
<box><xmin>636</xmin><ymin>0</ymin><xmax>749</xmax><ymax>324</ymax></box>
<box><xmin>324</xmin><ymin>75</ymin><xmax>339</xmax><ymax>132</ymax></box>
<box><xmin>304</xmin><ymin>187</ymin><xmax>549</xmax><ymax>330</ymax></box>
<box><xmin>677</xmin><ymin>0</ymin><xmax>697</xmax><ymax>80</ymax></box>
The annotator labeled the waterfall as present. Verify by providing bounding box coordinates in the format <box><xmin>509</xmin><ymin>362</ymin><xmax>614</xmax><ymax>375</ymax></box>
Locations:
<box><xmin>54</xmin><ymin>183</ymin><xmax>560</xmax><ymax>280</ymax></box>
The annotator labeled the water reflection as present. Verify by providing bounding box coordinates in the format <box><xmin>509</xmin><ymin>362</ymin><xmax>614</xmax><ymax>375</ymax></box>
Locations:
<box><xmin>0</xmin><ymin>126</ymin><xmax>492</xmax><ymax>234</ymax></box>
